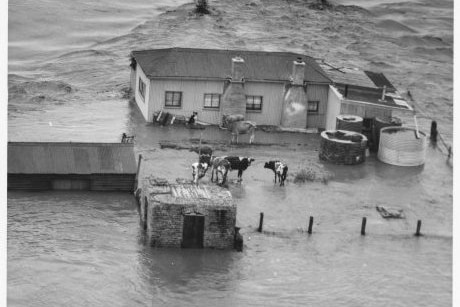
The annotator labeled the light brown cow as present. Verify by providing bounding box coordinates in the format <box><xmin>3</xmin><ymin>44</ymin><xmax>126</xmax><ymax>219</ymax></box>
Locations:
<box><xmin>229</xmin><ymin>121</ymin><xmax>256</xmax><ymax>144</ymax></box>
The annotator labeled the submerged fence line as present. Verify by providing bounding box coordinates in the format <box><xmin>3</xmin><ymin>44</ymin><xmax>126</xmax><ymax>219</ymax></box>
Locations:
<box><xmin>254</xmin><ymin>212</ymin><xmax>427</xmax><ymax>238</ymax></box>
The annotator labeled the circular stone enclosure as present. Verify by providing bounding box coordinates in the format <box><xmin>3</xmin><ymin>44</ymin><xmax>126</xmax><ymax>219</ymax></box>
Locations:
<box><xmin>336</xmin><ymin>114</ymin><xmax>363</xmax><ymax>133</ymax></box>
<box><xmin>319</xmin><ymin>130</ymin><xmax>368</xmax><ymax>165</ymax></box>
<box><xmin>378</xmin><ymin>127</ymin><xmax>427</xmax><ymax>166</ymax></box>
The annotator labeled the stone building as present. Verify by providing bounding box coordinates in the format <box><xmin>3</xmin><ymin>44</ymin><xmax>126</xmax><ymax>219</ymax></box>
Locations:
<box><xmin>138</xmin><ymin>179</ymin><xmax>236</xmax><ymax>249</ymax></box>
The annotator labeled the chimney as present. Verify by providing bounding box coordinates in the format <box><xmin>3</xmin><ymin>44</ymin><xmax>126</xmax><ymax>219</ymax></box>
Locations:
<box><xmin>231</xmin><ymin>57</ymin><xmax>245</xmax><ymax>82</ymax></box>
<box><xmin>344</xmin><ymin>85</ymin><xmax>349</xmax><ymax>98</ymax></box>
<box><xmin>379</xmin><ymin>85</ymin><xmax>387</xmax><ymax>102</ymax></box>
<box><xmin>220</xmin><ymin>56</ymin><xmax>247</xmax><ymax>125</ymax></box>
<box><xmin>292</xmin><ymin>58</ymin><xmax>305</xmax><ymax>86</ymax></box>
<box><xmin>280</xmin><ymin>58</ymin><xmax>308</xmax><ymax>128</ymax></box>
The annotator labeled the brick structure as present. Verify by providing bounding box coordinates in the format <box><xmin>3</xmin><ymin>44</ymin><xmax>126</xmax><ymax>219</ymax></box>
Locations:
<box><xmin>319</xmin><ymin>130</ymin><xmax>368</xmax><ymax>165</ymax></box>
<box><xmin>138</xmin><ymin>178</ymin><xmax>236</xmax><ymax>249</ymax></box>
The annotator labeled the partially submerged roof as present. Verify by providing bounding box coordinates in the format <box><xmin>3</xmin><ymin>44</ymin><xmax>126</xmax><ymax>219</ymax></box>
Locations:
<box><xmin>8</xmin><ymin>142</ymin><xmax>137</xmax><ymax>174</ymax></box>
<box><xmin>131</xmin><ymin>48</ymin><xmax>331</xmax><ymax>84</ymax></box>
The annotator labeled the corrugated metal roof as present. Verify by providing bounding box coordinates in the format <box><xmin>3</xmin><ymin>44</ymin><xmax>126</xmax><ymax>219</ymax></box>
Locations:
<box><xmin>131</xmin><ymin>48</ymin><xmax>331</xmax><ymax>84</ymax></box>
<box><xmin>318</xmin><ymin>63</ymin><xmax>378</xmax><ymax>88</ymax></box>
<box><xmin>8</xmin><ymin>142</ymin><xmax>137</xmax><ymax>174</ymax></box>
<box><xmin>364</xmin><ymin>71</ymin><xmax>396</xmax><ymax>92</ymax></box>
<box><xmin>335</xmin><ymin>84</ymin><xmax>412</xmax><ymax>111</ymax></box>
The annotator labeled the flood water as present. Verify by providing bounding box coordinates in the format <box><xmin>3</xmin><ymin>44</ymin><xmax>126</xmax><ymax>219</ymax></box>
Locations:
<box><xmin>7</xmin><ymin>0</ymin><xmax>453</xmax><ymax>306</ymax></box>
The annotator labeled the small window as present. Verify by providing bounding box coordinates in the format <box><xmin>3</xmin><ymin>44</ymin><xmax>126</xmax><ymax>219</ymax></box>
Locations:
<box><xmin>138</xmin><ymin>78</ymin><xmax>146</xmax><ymax>101</ymax></box>
<box><xmin>308</xmin><ymin>101</ymin><xmax>319</xmax><ymax>113</ymax></box>
<box><xmin>246</xmin><ymin>95</ymin><xmax>263</xmax><ymax>111</ymax></box>
<box><xmin>165</xmin><ymin>91</ymin><xmax>182</xmax><ymax>108</ymax></box>
<box><xmin>204</xmin><ymin>94</ymin><xmax>221</xmax><ymax>109</ymax></box>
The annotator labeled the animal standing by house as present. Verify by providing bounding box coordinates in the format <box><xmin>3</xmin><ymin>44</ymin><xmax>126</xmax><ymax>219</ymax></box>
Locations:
<box><xmin>228</xmin><ymin>121</ymin><xmax>256</xmax><ymax>144</ymax></box>
<box><xmin>223</xmin><ymin>156</ymin><xmax>255</xmax><ymax>182</ymax></box>
<box><xmin>264</xmin><ymin>160</ymin><xmax>288</xmax><ymax>186</ymax></box>
<box><xmin>221</xmin><ymin>114</ymin><xmax>245</xmax><ymax>128</ymax></box>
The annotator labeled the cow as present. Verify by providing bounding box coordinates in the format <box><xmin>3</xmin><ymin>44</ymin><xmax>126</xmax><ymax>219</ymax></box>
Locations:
<box><xmin>210</xmin><ymin>156</ymin><xmax>231</xmax><ymax>185</ymax></box>
<box><xmin>191</xmin><ymin>162</ymin><xmax>209</xmax><ymax>185</ymax></box>
<box><xmin>264</xmin><ymin>160</ymin><xmax>288</xmax><ymax>186</ymax></box>
<box><xmin>223</xmin><ymin>156</ymin><xmax>255</xmax><ymax>182</ymax></box>
<box><xmin>229</xmin><ymin>121</ymin><xmax>256</xmax><ymax>144</ymax></box>
<box><xmin>222</xmin><ymin>114</ymin><xmax>245</xmax><ymax>128</ymax></box>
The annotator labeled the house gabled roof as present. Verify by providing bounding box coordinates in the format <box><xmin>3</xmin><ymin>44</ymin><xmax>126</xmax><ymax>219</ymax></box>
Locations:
<box><xmin>131</xmin><ymin>48</ymin><xmax>332</xmax><ymax>84</ymax></box>
<box><xmin>8</xmin><ymin>142</ymin><xmax>137</xmax><ymax>175</ymax></box>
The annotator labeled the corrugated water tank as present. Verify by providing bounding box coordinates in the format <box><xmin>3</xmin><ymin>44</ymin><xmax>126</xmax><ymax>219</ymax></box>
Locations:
<box><xmin>378</xmin><ymin>127</ymin><xmax>426</xmax><ymax>166</ymax></box>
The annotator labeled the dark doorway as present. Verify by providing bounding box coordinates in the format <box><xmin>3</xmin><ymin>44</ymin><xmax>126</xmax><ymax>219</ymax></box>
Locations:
<box><xmin>182</xmin><ymin>215</ymin><xmax>205</xmax><ymax>248</ymax></box>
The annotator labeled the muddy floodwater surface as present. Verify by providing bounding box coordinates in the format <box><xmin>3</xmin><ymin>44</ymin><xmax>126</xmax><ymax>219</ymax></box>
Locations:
<box><xmin>7</xmin><ymin>0</ymin><xmax>453</xmax><ymax>306</ymax></box>
<box><xmin>8</xmin><ymin>111</ymin><xmax>453</xmax><ymax>306</ymax></box>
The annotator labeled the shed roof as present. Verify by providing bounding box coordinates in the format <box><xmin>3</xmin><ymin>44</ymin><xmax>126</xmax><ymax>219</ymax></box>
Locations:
<box><xmin>335</xmin><ymin>84</ymin><xmax>412</xmax><ymax>111</ymax></box>
<box><xmin>8</xmin><ymin>142</ymin><xmax>137</xmax><ymax>174</ymax></box>
<box><xmin>131</xmin><ymin>48</ymin><xmax>331</xmax><ymax>84</ymax></box>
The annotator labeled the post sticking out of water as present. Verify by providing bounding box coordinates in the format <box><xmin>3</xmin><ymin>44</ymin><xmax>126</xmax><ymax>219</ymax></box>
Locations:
<box><xmin>448</xmin><ymin>146</ymin><xmax>452</xmax><ymax>159</ymax></box>
<box><xmin>413</xmin><ymin>114</ymin><xmax>420</xmax><ymax>139</ymax></box>
<box><xmin>361</xmin><ymin>217</ymin><xmax>367</xmax><ymax>236</ymax></box>
<box><xmin>258</xmin><ymin>212</ymin><xmax>264</xmax><ymax>232</ymax></box>
<box><xmin>430</xmin><ymin>121</ymin><xmax>438</xmax><ymax>142</ymax></box>
<box><xmin>308</xmin><ymin>216</ymin><xmax>314</xmax><ymax>234</ymax></box>
<box><xmin>415</xmin><ymin>220</ymin><xmax>422</xmax><ymax>236</ymax></box>
<box><xmin>134</xmin><ymin>154</ymin><xmax>143</xmax><ymax>191</ymax></box>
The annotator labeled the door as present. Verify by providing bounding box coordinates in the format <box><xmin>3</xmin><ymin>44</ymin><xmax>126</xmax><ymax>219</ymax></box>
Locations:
<box><xmin>182</xmin><ymin>215</ymin><xmax>204</xmax><ymax>248</ymax></box>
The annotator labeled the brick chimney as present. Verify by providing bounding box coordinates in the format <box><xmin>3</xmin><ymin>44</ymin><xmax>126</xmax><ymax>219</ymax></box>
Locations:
<box><xmin>292</xmin><ymin>57</ymin><xmax>305</xmax><ymax>85</ymax></box>
<box><xmin>280</xmin><ymin>58</ymin><xmax>308</xmax><ymax>128</ymax></box>
<box><xmin>220</xmin><ymin>57</ymin><xmax>247</xmax><ymax>126</ymax></box>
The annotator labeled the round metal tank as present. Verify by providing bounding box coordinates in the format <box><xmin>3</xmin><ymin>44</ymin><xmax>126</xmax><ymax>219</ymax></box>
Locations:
<box><xmin>378</xmin><ymin>127</ymin><xmax>427</xmax><ymax>166</ymax></box>
<box><xmin>373</xmin><ymin>116</ymin><xmax>402</xmax><ymax>151</ymax></box>
<box><xmin>336</xmin><ymin>115</ymin><xmax>363</xmax><ymax>133</ymax></box>
<box><xmin>319</xmin><ymin>130</ymin><xmax>368</xmax><ymax>165</ymax></box>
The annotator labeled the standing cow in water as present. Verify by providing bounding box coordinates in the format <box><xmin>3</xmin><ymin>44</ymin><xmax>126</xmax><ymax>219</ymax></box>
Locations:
<box><xmin>191</xmin><ymin>162</ymin><xmax>209</xmax><ymax>185</ymax></box>
<box><xmin>264</xmin><ymin>160</ymin><xmax>288</xmax><ymax>186</ymax></box>
<box><xmin>228</xmin><ymin>121</ymin><xmax>256</xmax><ymax>144</ymax></box>
<box><xmin>224</xmin><ymin>156</ymin><xmax>255</xmax><ymax>182</ymax></box>
<box><xmin>210</xmin><ymin>156</ymin><xmax>231</xmax><ymax>185</ymax></box>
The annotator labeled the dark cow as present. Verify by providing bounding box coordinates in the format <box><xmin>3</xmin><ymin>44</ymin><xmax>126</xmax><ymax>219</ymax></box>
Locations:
<box><xmin>191</xmin><ymin>162</ymin><xmax>209</xmax><ymax>185</ymax></box>
<box><xmin>264</xmin><ymin>160</ymin><xmax>288</xmax><ymax>186</ymax></box>
<box><xmin>210</xmin><ymin>156</ymin><xmax>231</xmax><ymax>185</ymax></box>
<box><xmin>223</xmin><ymin>156</ymin><xmax>255</xmax><ymax>182</ymax></box>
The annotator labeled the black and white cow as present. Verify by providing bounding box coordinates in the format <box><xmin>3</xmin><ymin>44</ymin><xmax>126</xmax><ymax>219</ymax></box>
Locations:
<box><xmin>191</xmin><ymin>162</ymin><xmax>209</xmax><ymax>185</ymax></box>
<box><xmin>210</xmin><ymin>156</ymin><xmax>231</xmax><ymax>185</ymax></box>
<box><xmin>223</xmin><ymin>156</ymin><xmax>255</xmax><ymax>182</ymax></box>
<box><xmin>264</xmin><ymin>160</ymin><xmax>288</xmax><ymax>186</ymax></box>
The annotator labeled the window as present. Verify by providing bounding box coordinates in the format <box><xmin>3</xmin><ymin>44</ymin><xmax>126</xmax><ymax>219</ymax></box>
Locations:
<box><xmin>203</xmin><ymin>94</ymin><xmax>221</xmax><ymax>109</ymax></box>
<box><xmin>165</xmin><ymin>91</ymin><xmax>182</xmax><ymax>108</ymax></box>
<box><xmin>246</xmin><ymin>95</ymin><xmax>263</xmax><ymax>111</ymax></box>
<box><xmin>138</xmin><ymin>78</ymin><xmax>146</xmax><ymax>101</ymax></box>
<box><xmin>308</xmin><ymin>101</ymin><xmax>319</xmax><ymax>113</ymax></box>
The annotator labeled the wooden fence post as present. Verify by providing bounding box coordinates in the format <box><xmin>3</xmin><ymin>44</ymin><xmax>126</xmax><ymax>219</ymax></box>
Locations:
<box><xmin>258</xmin><ymin>212</ymin><xmax>264</xmax><ymax>232</ymax></box>
<box><xmin>361</xmin><ymin>217</ymin><xmax>367</xmax><ymax>236</ymax></box>
<box><xmin>308</xmin><ymin>216</ymin><xmax>314</xmax><ymax>234</ymax></box>
<box><xmin>415</xmin><ymin>220</ymin><xmax>422</xmax><ymax>236</ymax></box>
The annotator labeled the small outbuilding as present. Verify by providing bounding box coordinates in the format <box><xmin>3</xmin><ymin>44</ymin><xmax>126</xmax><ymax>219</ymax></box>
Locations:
<box><xmin>8</xmin><ymin>142</ymin><xmax>137</xmax><ymax>191</ymax></box>
<box><xmin>138</xmin><ymin>178</ymin><xmax>237</xmax><ymax>249</ymax></box>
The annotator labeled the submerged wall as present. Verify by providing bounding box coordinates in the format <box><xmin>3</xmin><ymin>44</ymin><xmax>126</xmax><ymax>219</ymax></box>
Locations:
<box><xmin>138</xmin><ymin>180</ymin><xmax>237</xmax><ymax>249</ymax></box>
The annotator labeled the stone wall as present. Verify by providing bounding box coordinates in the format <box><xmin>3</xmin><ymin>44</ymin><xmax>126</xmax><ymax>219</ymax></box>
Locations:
<box><xmin>138</xmin><ymin>180</ymin><xmax>237</xmax><ymax>249</ymax></box>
